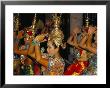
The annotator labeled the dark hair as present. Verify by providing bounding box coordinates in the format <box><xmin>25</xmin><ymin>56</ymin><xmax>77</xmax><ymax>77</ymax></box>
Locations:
<box><xmin>52</xmin><ymin>42</ymin><xmax>65</xmax><ymax>59</ymax></box>
<box><xmin>92</xmin><ymin>33</ymin><xmax>95</xmax><ymax>43</ymax></box>
<box><xmin>18</xmin><ymin>37</ymin><xmax>25</xmax><ymax>46</ymax></box>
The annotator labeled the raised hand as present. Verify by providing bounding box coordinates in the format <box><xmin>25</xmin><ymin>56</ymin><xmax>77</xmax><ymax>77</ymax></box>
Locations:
<box><xmin>88</xmin><ymin>26</ymin><xmax>96</xmax><ymax>34</ymax></box>
<box><xmin>34</xmin><ymin>34</ymin><xmax>48</xmax><ymax>42</ymax></box>
<box><xmin>17</xmin><ymin>31</ymin><xmax>24</xmax><ymax>39</ymax></box>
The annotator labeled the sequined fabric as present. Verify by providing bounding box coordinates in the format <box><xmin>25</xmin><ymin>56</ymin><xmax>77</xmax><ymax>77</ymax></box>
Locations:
<box><xmin>41</xmin><ymin>56</ymin><xmax>65</xmax><ymax>75</ymax></box>
<box><xmin>20</xmin><ymin>64</ymin><xmax>34</xmax><ymax>75</ymax></box>
<box><xmin>64</xmin><ymin>60</ymin><xmax>89</xmax><ymax>75</ymax></box>
<box><xmin>82</xmin><ymin>54</ymin><xmax>97</xmax><ymax>75</ymax></box>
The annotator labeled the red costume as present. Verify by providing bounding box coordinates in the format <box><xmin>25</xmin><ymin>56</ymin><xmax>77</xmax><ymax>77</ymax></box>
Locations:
<box><xmin>34</xmin><ymin>64</ymin><xmax>41</xmax><ymax>75</ymax></box>
<box><xmin>64</xmin><ymin>60</ymin><xmax>89</xmax><ymax>75</ymax></box>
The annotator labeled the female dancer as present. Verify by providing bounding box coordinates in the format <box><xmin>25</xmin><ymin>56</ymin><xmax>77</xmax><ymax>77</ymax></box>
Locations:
<box><xmin>28</xmin><ymin>15</ymin><xmax>65</xmax><ymax>75</ymax></box>
<box><xmin>64</xmin><ymin>26</ymin><xmax>96</xmax><ymax>75</ymax></box>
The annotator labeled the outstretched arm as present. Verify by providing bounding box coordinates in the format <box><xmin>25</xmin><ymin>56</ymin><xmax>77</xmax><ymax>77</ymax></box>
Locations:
<box><xmin>86</xmin><ymin>33</ymin><xmax>96</xmax><ymax>54</ymax></box>
<box><xmin>14</xmin><ymin>40</ymin><xmax>28</xmax><ymax>56</ymax></box>
<box><xmin>35</xmin><ymin>44</ymin><xmax>48</xmax><ymax>67</ymax></box>
<box><xmin>27</xmin><ymin>42</ymin><xmax>36</xmax><ymax>58</ymax></box>
<box><xmin>72</xmin><ymin>34</ymin><xmax>82</xmax><ymax>50</ymax></box>
<box><xmin>67</xmin><ymin>35</ymin><xmax>74</xmax><ymax>46</ymax></box>
<box><xmin>86</xmin><ymin>26</ymin><xmax>97</xmax><ymax>54</ymax></box>
<box><xmin>29</xmin><ymin>35</ymin><xmax>48</xmax><ymax>67</ymax></box>
<box><xmin>79</xmin><ymin>33</ymin><xmax>87</xmax><ymax>49</ymax></box>
<box><xmin>67</xmin><ymin>33</ymin><xmax>81</xmax><ymax>50</ymax></box>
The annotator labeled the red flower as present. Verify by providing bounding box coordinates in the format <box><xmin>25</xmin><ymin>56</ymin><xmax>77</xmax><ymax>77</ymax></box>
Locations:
<box><xmin>27</xmin><ymin>31</ymin><xmax>32</xmax><ymax>36</ymax></box>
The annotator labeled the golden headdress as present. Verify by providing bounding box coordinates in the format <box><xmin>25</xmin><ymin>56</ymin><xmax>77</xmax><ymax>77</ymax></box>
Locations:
<box><xmin>48</xmin><ymin>13</ymin><xmax>64</xmax><ymax>47</ymax></box>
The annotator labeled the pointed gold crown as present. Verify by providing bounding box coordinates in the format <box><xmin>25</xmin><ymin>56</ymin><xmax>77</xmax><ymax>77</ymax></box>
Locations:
<box><xmin>31</xmin><ymin>13</ymin><xmax>37</xmax><ymax>38</ymax></box>
<box><xmin>48</xmin><ymin>13</ymin><xmax>64</xmax><ymax>47</ymax></box>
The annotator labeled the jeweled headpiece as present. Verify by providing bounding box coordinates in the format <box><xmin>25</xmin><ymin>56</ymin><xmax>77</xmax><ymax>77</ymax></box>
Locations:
<box><xmin>48</xmin><ymin>13</ymin><xmax>64</xmax><ymax>47</ymax></box>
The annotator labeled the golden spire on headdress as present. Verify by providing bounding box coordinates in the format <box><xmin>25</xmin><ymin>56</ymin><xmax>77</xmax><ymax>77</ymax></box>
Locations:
<box><xmin>48</xmin><ymin>13</ymin><xmax>64</xmax><ymax>47</ymax></box>
<box><xmin>14</xmin><ymin>13</ymin><xmax>20</xmax><ymax>31</ymax></box>
<box><xmin>85</xmin><ymin>13</ymin><xmax>89</xmax><ymax>27</ymax></box>
<box><xmin>32</xmin><ymin>13</ymin><xmax>37</xmax><ymax>30</ymax></box>
<box><xmin>31</xmin><ymin>13</ymin><xmax>37</xmax><ymax>38</ymax></box>
<box><xmin>25</xmin><ymin>13</ymin><xmax>37</xmax><ymax>39</ymax></box>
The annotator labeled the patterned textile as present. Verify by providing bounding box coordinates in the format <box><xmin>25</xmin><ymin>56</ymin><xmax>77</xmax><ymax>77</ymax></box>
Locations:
<box><xmin>20</xmin><ymin>64</ymin><xmax>34</xmax><ymax>75</ymax></box>
<box><xmin>41</xmin><ymin>56</ymin><xmax>65</xmax><ymax>75</ymax></box>
<box><xmin>82</xmin><ymin>54</ymin><xmax>97</xmax><ymax>75</ymax></box>
<box><xmin>64</xmin><ymin>60</ymin><xmax>89</xmax><ymax>75</ymax></box>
